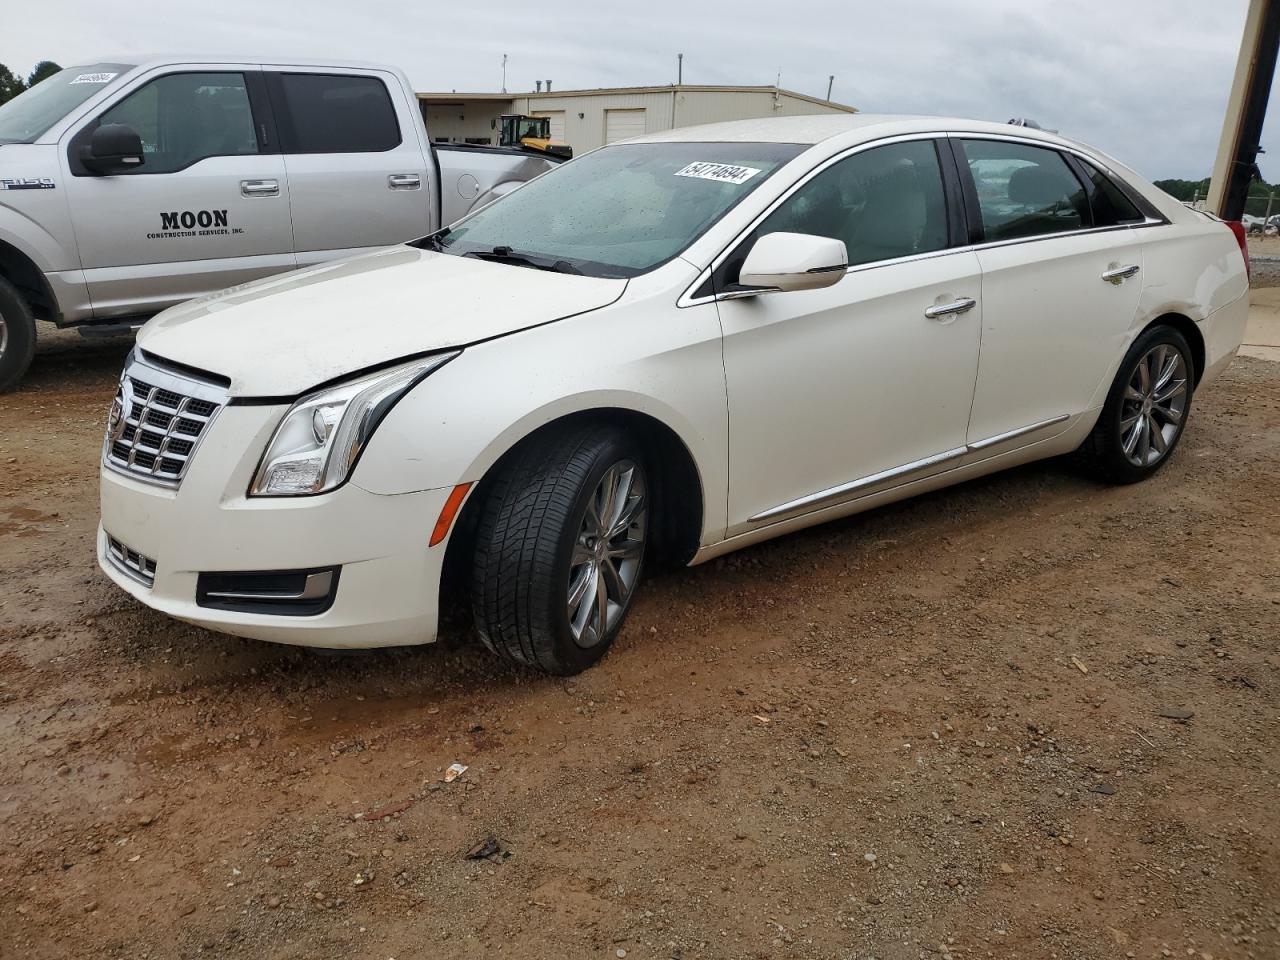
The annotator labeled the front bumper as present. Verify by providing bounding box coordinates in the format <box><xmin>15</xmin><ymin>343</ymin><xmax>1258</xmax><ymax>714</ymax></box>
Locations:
<box><xmin>98</xmin><ymin>403</ymin><xmax>454</xmax><ymax>648</ymax></box>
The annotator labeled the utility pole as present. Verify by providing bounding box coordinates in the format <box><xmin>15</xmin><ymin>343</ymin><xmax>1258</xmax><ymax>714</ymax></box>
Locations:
<box><xmin>826</xmin><ymin>75</ymin><xmax>834</xmax><ymax>101</ymax></box>
<box><xmin>501</xmin><ymin>54</ymin><xmax>507</xmax><ymax>94</ymax></box>
<box><xmin>1207</xmin><ymin>0</ymin><xmax>1280</xmax><ymax>219</ymax></box>
<box><xmin>677</xmin><ymin>53</ymin><xmax>683</xmax><ymax>85</ymax></box>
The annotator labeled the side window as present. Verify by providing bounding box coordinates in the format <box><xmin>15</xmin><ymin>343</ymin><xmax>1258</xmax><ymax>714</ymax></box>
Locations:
<box><xmin>756</xmin><ymin>139</ymin><xmax>949</xmax><ymax>267</ymax></box>
<box><xmin>1078</xmin><ymin>159</ymin><xmax>1145</xmax><ymax>226</ymax></box>
<box><xmin>97</xmin><ymin>72</ymin><xmax>258</xmax><ymax>174</ymax></box>
<box><xmin>272</xmin><ymin>74</ymin><xmax>400</xmax><ymax>153</ymax></box>
<box><xmin>959</xmin><ymin>140</ymin><xmax>1088</xmax><ymax>241</ymax></box>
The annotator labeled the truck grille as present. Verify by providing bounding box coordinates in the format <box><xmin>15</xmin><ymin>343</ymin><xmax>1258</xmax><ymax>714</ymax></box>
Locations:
<box><xmin>103</xmin><ymin>353</ymin><xmax>228</xmax><ymax>487</ymax></box>
<box><xmin>106</xmin><ymin>534</ymin><xmax>157</xmax><ymax>587</ymax></box>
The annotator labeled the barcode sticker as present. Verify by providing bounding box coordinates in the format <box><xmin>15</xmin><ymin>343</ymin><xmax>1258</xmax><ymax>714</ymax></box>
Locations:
<box><xmin>70</xmin><ymin>73</ymin><xmax>117</xmax><ymax>84</ymax></box>
<box><xmin>674</xmin><ymin>162</ymin><xmax>762</xmax><ymax>185</ymax></box>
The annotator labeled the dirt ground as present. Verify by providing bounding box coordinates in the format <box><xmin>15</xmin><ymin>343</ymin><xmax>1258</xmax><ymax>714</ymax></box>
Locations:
<box><xmin>1</xmin><ymin>321</ymin><xmax>1278</xmax><ymax>960</ymax></box>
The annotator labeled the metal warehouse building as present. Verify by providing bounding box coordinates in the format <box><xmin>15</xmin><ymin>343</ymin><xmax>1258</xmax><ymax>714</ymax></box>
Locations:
<box><xmin>417</xmin><ymin>85</ymin><xmax>857</xmax><ymax>155</ymax></box>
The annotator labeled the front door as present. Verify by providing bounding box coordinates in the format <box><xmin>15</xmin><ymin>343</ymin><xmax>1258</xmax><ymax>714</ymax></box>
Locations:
<box><xmin>718</xmin><ymin>138</ymin><xmax>983</xmax><ymax>536</ymax></box>
<box><xmin>953</xmin><ymin>138</ymin><xmax>1147</xmax><ymax>446</ymax></box>
<box><xmin>61</xmin><ymin>67</ymin><xmax>295</xmax><ymax>319</ymax></box>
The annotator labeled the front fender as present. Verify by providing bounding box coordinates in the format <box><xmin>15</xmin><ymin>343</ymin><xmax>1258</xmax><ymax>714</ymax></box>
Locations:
<box><xmin>351</xmin><ymin>292</ymin><xmax>729</xmax><ymax>546</ymax></box>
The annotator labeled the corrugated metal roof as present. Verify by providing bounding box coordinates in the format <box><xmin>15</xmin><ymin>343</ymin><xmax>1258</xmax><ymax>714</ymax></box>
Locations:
<box><xmin>417</xmin><ymin>84</ymin><xmax>857</xmax><ymax>113</ymax></box>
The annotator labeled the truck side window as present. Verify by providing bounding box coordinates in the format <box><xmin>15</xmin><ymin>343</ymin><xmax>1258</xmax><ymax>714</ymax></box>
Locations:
<box><xmin>97</xmin><ymin>72</ymin><xmax>258</xmax><ymax>175</ymax></box>
<box><xmin>271</xmin><ymin>74</ymin><xmax>401</xmax><ymax>154</ymax></box>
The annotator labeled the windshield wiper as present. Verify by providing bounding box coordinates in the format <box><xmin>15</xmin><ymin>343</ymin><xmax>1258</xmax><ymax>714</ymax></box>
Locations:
<box><xmin>462</xmin><ymin>245</ymin><xmax>583</xmax><ymax>275</ymax></box>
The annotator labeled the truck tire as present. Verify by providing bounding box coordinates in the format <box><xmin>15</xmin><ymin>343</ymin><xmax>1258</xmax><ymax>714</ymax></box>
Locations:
<box><xmin>1076</xmin><ymin>324</ymin><xmax>1194</xmax><ymax>484</ymax></box>
<box><xmin>472</xmin><ymin>423</ymin><xmax>649</xmax><ymax>675</ymax></box>
<box><xmin>0</xmin><ymin>276</ymin><xmax>37</xmax><ymax>393</ymax></box>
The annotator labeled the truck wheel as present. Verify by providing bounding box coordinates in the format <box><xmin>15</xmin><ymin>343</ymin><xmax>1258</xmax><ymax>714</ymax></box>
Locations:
<box><xmin>1076</xmin><ymin>324</ymin><xmax>1194</xmax><ymax>484</ymax></box>
<box><xmin>472</xmin><ymin>423</ymin><xmax>649</xmax><ymax>675</ymax></box>
<box><xmin>0</xmin><ymin>277</ymin><xmax>37</xmax><ymax>393</ymax></box>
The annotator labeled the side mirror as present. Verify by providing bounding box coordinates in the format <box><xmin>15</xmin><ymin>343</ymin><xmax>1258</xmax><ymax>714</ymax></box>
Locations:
<box><xmin>737</xmin><ymin>232</ymin><xmax>848</xmax><ymax>294</ymax></box>
<box><xmin>81</xmin><ymin>123</ymin><xmax>145</xmax><ymax>174</ymax></box>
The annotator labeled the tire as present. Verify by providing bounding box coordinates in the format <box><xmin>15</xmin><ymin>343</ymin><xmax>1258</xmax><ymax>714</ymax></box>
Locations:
<box><xmin>472</xmin><ymin>423</ymin><xmax>649</xmax><ymax>675</ymax></box>
<box><xmin>1076</xmin><ymin>324</ymin><xmax>1194</xmax><ymax>484</ymax></box>
<box><xmin>0</xmin><ymin>276</ymin><xmax>37</xmax><ymax>393</ymax></box>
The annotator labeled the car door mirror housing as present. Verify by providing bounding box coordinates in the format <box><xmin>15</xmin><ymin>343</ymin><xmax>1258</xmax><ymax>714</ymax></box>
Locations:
<box><xmin>736</xmin><ymin>232</ymin><xmax>848</xmax><ymax>294</ymax></box>
<box><xmin>82</xmin><ymin>123</ymin><xmax>145</xmax><ymax>174</ymax></box>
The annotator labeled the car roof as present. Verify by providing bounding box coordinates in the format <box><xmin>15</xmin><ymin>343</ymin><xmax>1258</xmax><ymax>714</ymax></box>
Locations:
<box><xmin>629</xmin><ymin>113</ymin><xmax>1080</xmax><ymax>151</ymax></box>
<box><xmin>88</xmin><ymin>55</ymin><xmax>397</xmax><ymax>73</ymax></box>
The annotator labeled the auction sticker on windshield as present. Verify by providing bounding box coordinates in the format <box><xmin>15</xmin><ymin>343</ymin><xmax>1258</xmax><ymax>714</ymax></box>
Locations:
<box><xmin>674</xmin><ymin>162</ymin><xmax>762</xmax><ymax>185</ymax></box>
<box><xmin>70</xmin><ymin>73</ymin><xmax>118</xmax><ymax>84</ymax></box>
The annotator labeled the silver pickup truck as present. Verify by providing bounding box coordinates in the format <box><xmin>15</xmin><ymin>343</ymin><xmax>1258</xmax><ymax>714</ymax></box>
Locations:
<box><xmin>0</xmin><ymin>56</ymin><xmax>561</xmax><ymax>390</ymax></box>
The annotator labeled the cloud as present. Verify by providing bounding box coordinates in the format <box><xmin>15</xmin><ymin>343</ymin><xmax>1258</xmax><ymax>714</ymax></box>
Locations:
<box><xmin>0</xmin><ymin>0</ymin><xmax>1262</xmax><ymax>178</ymax></box>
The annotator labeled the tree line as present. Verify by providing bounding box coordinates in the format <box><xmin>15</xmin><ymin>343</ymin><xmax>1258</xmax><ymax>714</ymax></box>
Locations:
<box><xmin>0</xmin><ymin>61</ymin><xmax>64</xmax><ymax>106</ymax></box>
<box><xmin>1153</xmin><ymin>176</ymin><xmax>1280</xmax><ymax>218</ymax></box>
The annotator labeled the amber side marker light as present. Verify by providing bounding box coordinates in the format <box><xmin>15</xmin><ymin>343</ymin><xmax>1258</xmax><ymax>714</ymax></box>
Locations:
<box><xmin>430</xmin><ymin>482</ymin><xmax>473</xmax><ymax>547</ymax></box>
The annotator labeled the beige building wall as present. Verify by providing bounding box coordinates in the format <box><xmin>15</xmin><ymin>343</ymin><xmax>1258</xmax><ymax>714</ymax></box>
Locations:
<box><xmin>419</xmin><ymin>86</ymin><xmax>856</xmax><ymax>155</ymax></box>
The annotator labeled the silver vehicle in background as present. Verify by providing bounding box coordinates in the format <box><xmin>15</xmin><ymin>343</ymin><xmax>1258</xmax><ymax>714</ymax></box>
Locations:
<box><xmin>0</xmin><ymin>56</ymin><xmax>562</xmax><ymax>390</ymax></box>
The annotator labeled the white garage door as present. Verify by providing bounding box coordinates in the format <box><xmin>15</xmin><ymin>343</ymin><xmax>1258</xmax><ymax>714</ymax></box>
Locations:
<box><xmin>604</xmin><ymin>108</ymin><xmax>647</xmax><ymax>144</ymax></box>
<box><xmin>533</xmin><ymin>110</ymin><xmax>566</xmax><ymax>141</ymax></box>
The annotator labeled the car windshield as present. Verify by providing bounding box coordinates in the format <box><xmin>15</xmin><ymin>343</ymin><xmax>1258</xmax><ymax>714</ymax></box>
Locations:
<box><xmin>0</xmin><ymin>64</ymin><xmax>133</xmax><ymax>144</ymax></box>
<box><xmin>421</xmin><ymin>141</ymin><xmax>807</xmax><ymax>278</ymax></box>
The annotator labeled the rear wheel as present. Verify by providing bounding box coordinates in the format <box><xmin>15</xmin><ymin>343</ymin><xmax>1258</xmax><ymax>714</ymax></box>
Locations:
<box><xmin>0</xmin><ymin>277</ymin><xmax>37</xmax><ymax>393</ymax></box>
<box><xmin>471</xmin><ymin>424</ymin><xmax>649</xmax><ymax>675</ymax></box>
<box><xmin>1077</xmin><ymin>324</ymin><xmax>1193</xmax><ymax>483</ymax></box>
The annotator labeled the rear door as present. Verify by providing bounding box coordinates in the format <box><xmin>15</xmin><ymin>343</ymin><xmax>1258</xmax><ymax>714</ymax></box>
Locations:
<box><xmin>61</xmin><ymin>66</ymin><xmax>295</xmax><ymax>319</ymax></box>
<box><xmin>956</xmin><ymin>137</ymin><xmax>1147</xmax><ymax>448</ymax></box>
<box><xmin>265</xmin><ymin>69</ymin><xmax>433</xmax><ymax>266</ymax></box>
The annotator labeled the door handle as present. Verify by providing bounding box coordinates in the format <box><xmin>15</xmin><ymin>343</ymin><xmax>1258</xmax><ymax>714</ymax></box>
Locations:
<box><xmin>388</xmin><ymin>173</ymin><xmax>421</xmax><ymax>190</ymax></box>
<box><xmin>924</xmin><ymin>297</ymin><xmax>977</xmax><ymax>320</ymax></box>
<box><xmin>240</xmin><ymin>179</ymin><xmax>279</xmax><ymax>197</ymax></box>
<box><xmin>1102</xmin><ymin>264</ymin><xmax>1140</xmax><ymax>284</ymax></box>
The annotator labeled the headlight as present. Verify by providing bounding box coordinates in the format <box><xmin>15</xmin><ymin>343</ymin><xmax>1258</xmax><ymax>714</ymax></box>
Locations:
<box><xmin>250</xmin><ymin>352</ymin><xmax>458</xmax><ymax>497</ymax></box>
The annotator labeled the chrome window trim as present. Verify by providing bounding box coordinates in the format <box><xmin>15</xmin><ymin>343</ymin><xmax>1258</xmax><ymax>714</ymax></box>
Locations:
<box><xmin>747</xmin><ymin>414</ymin><xmax>1070</xmax><ymax>525</ymax></box>
<box><xmin>677</xmin><ymin>131</ymin><xmax>1167</xmax><ymax>309</ymax></box>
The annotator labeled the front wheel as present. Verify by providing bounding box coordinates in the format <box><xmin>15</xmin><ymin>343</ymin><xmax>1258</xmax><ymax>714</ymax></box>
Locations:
<box><xmin>1076</xmin><ymin>324</ymin><xmax>1194</xmax><ymax>483</ymax></box>
<box><xmin>0</xmin><ymin>277</ymin><xmax>37</xmax><ymax>393</ymax></box>
<box><xmin>471</xmin><ymin>424</ymin><xmax>649</xmax><ymax>675</ymax></box>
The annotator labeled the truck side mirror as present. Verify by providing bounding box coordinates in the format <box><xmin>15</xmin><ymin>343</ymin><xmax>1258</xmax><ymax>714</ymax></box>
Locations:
<box><xmin>82</xmin><ymin>123</ymin><xmax>145</xmax><ymax>174</ymax></box>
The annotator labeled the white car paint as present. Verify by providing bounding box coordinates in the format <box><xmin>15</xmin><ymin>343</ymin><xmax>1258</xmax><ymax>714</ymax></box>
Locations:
<box><xmin>99</xmin><ymin>114</ymin><xmax>1249</xmax><ymax>649</ymax></box>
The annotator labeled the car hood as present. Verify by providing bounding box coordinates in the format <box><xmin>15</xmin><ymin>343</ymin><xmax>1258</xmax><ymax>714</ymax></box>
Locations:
<box><xmin>137</xmin><ymin>246</ymin><xmax>628</xmax><ymax>396</ymax></box>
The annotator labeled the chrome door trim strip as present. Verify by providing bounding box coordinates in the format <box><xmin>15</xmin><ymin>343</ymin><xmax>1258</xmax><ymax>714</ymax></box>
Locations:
<box><xmin>966</xmin><ymin>414</ymin><xmax>1070</xmax><ymax>451</ymax></box>
<box><xmin>747</xmin><ymin>445</ymin><xmax>969</xmax><ymax>523</ymax></box>
<box><xmin>747</xmin><ymin>414</ymin><xmax>1071</xmax><ymax>524</ymax></box>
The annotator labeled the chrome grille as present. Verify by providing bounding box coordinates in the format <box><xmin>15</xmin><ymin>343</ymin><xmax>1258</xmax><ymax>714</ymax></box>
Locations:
<box><xmin>103</xmin><ymin>354</ymin><xmax>228</xmax><ymax>487</ymax></box>
<box><xmin>106</xmin><ymin>534</ymin><xmax>157</xmax><ymax>587</ymax></box>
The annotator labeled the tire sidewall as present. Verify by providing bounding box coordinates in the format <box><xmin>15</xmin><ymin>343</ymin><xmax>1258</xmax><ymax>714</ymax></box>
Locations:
<box><xmin>0</xmin><ymin>278</ymin><xmax>37</xmax><ymax>393</ymax></box>
<box><xmin>547</xmin><ymin>435</ymin><xmax>649</xmax><ymax>674</ymax></box>
<box><xmin>1098</xmin><ymin>325</ymin><xmax>1194</xmax><ymax>483</ymax></box>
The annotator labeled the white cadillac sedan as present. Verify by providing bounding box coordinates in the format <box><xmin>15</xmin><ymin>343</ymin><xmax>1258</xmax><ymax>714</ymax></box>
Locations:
<box><xmin>99</xmin><ymin>115</ymin><xmax>1249</xmax><ymax>674</ymax></box>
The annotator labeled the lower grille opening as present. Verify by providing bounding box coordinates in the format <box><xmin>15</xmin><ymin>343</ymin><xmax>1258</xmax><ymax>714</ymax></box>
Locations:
<box><xmin>106</xmin><ymin>534</ymin><xmax>157</xmax><ymax>587</ymax></box>
<box><xmin>196</xmin><ymin>567</ymin><xmax>341</xmax><ymax>617</ymax></box>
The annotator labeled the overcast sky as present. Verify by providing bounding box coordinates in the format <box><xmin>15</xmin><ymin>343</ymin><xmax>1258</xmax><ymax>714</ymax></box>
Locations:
<box><xmin>1</xmin><ymin>0</ymin><xmax>1270</xmax><ymax>180</ymax></box>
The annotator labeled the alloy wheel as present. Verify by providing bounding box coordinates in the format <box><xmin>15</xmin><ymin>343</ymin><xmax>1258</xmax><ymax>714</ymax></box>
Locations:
<box><xmin>1119</xmin><ymin>343</ymin><xmax>1188</xmax><ymax>468</ymax></box>
<box><xmin>567</xmin><ymin>459</ymin><xmax>647</xmax><ymax>647</ymax></box>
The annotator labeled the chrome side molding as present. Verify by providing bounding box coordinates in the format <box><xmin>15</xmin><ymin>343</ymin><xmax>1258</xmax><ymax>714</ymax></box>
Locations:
<box><xmin>749</xmin><ymin>414</ymin><xmax>1070</xmax><ymax>523</ymax></box>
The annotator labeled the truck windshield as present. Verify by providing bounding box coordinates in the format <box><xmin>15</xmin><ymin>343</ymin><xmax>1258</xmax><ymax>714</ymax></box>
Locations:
<box><xmin>0</xmin><ymin>64</ymin><xmax>133</xmax><ymax>144</ymax></box>
<box><xmin>423</xmin><ymin>141</ymin><xmax>806</xmax><ymax>278</ymax></box>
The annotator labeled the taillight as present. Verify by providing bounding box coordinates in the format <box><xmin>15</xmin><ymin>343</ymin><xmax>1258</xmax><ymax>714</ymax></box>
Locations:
<box><xmin>1226</xmin><ymin>220</ymin><xmax>1251</xmax><ymax>280</ymax></box>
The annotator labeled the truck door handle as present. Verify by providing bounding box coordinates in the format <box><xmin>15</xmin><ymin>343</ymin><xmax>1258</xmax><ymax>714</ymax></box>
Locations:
<box><xmin>1102</xmin><ymin>264</ymin><xmax>1140</xmax><ymax>284</ymax></box>
<box><xmin>240</xmin><ymin>179</ymin><xmax>279</xmax><ymax>197</ymax></box>
<box><xmin>388</xmin><ymin>173</ymin><xmax>421</xmax><ymax>190</ymax></box>
<box><xmin>924</xmin><ymin>297</ymin><xmax>977</xmax><ymax>320</ymax></box>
